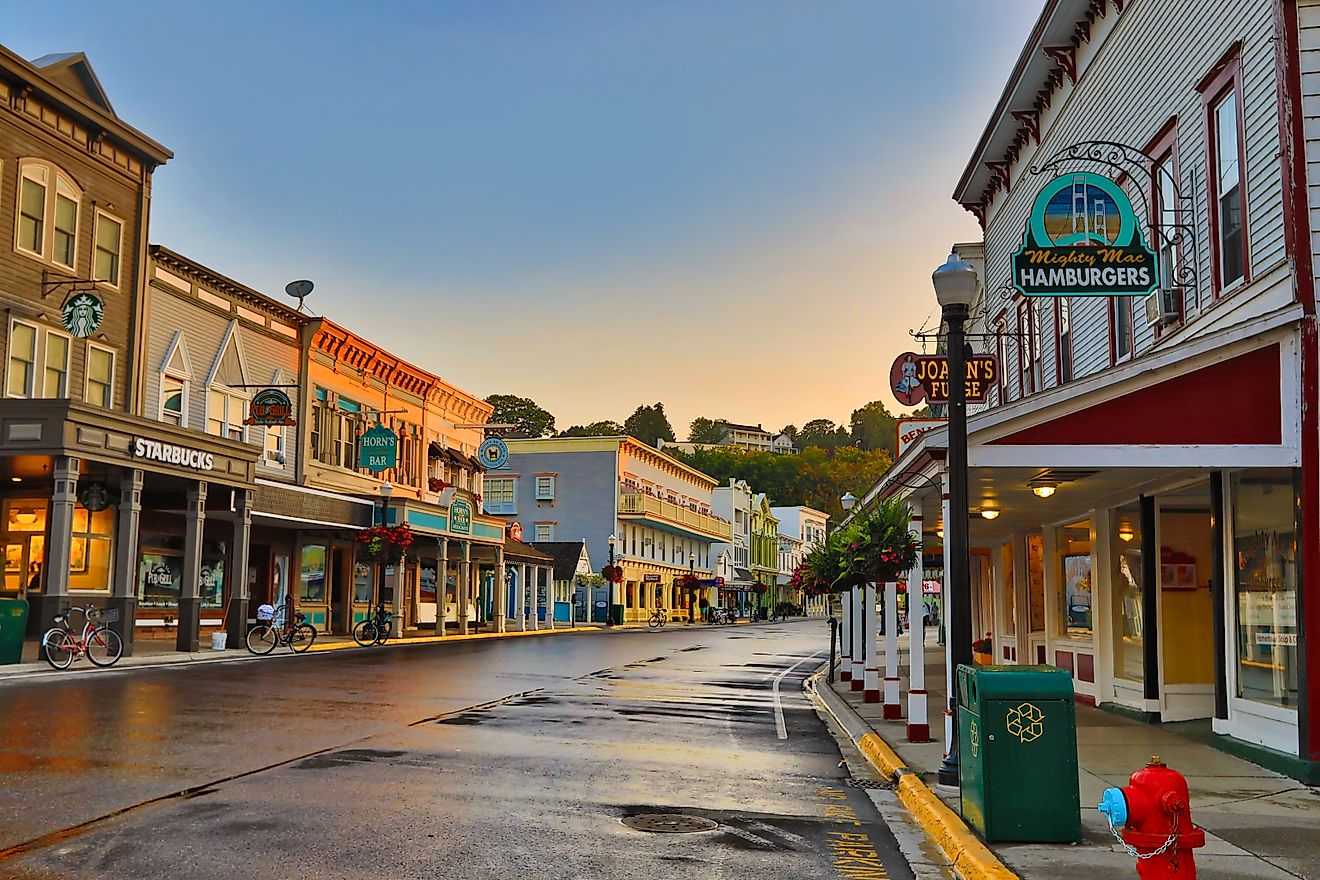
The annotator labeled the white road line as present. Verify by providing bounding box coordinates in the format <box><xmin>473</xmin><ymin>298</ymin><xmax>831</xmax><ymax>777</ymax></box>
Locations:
<box><xmin>773</xmin><ymin>651</ymin><xmax>823</xmax><ymax>740</ymax></box>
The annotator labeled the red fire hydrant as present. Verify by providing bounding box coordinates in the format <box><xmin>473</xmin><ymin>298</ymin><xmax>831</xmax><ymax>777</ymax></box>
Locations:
<box><xmin>1097</xmin><ymin>756</ymin><xmax>1206</xmax><ymax>879</ymax></box>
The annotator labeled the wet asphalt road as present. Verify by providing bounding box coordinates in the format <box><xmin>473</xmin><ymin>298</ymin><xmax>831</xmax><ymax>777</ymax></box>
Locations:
<box><xmin>0</xmin><ymin>622</ymin><xmax>915</xmax><ymax>879</ymax></box>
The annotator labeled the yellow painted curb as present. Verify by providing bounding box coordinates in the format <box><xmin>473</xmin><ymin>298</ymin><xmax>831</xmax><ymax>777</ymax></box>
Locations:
<box><xmin>857</xmin><ymin>732</ymin><xmax>906</xmax><ymax>779</ymax></box>
<box><xmin>896</xmin><ymin>774</ymin><xmax>1017</xmax><ymax>880</ymax></box>
<box><xmin>305</xmin><ymin>625</ymin><xmax>599</xmax><ymax>653</ymax></box>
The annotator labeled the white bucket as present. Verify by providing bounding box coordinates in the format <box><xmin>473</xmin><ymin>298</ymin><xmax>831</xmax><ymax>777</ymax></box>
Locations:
<box><xmin>210</xmin><ymin>631</ymin><xmax>228</xmax><ymax>651</ymax></box>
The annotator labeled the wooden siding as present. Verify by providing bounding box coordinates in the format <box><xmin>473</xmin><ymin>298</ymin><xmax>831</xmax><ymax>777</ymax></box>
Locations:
<box><xmin>973</xmin><ymin>0</ymin><xmax>1286</xmax><ymax>409</ymax></box>
<box><xmin>1299</xmin><ymin>0</ymin><xmax>1320</xmax><ymax>281</ymax></box>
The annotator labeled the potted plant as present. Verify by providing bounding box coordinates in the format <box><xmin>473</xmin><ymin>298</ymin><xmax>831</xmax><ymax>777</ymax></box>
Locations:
<box><xmin>356</xmin><ymin>523</ymin><xmax>415</xmax><ymax>564</ymax></box>
<box><xmin>830</xmin><ymin>498</ymin><xmax>920</xmax><ymax>591</ymax></box>
<box><xmin>973</xmin><ymin>635</ymin><xmax>994</xmax><ymax>665</ymax></box>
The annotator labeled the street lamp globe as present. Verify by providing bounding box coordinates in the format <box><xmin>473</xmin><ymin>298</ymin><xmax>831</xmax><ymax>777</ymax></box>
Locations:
<box><xmin>931</xmin><ymin>253</ymin><xmax>978</xmax><ymax>309</ymax></box>
<box><xmin>608</xmin><ymin>533</ymin><xmax>617</xmax><ymax>548</ymax></box>
<box><xmin>379</xmin><ymin>481</ymin><xmax>393</xmax><ymax>500</ymax></box>
<box><xmin>840</xmin><ymin>491</ymin><xmax>857</xmax><ymax>511</ymax></box>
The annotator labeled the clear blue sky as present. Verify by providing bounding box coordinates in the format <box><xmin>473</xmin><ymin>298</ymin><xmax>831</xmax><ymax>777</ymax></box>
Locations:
<box><xmin>7</xmin><ymin>1</ymin><xmax>1040</xmax><ymax>435</ymax></box>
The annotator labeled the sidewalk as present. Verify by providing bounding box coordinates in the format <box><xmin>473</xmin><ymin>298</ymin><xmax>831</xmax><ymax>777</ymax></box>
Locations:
<box><xmin>0</xmin><ymin>622</ymin><xmax>603</xmax><ymax>680</ymax></box>
<box><xmin>828</xmin><ymin>632</ymin><xmax>1320</xmax><ymax>880</ymax></box>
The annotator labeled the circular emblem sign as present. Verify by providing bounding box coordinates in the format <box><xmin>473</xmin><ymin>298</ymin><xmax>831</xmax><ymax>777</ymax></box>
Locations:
<box><xmin>78</xmin><ymin>481</ymin><xmax>110</xmax><ymax>512</ymax></box>
<box><xmin>62</xmin><ymin>292</ymin><xmax>104</xmax><ymax>338</ymax></box>
<box><xmin>244</xmin><ymin>388</ymin><xmax>296</xmax><ymax>427</ymax></box>
<box><xmin>478</xmin><ymin>437</ymin><xmax>509</xmax><ymax>470</ymax></box>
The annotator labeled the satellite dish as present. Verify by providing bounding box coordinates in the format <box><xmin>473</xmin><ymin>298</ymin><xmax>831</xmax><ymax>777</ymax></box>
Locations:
<box><xmin>285</xmin><ymin>279</ymin><xmax>314</xmax><ymax>311</ymax></box>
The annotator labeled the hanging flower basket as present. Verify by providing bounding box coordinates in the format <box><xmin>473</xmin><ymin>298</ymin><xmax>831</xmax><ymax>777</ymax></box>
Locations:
<box><xmin>601</xmin><ymin>564</ymin><xmax>624</xmax><ymax>584</ymax></box>
<box><xmin>676</xmin><ymin>573</ymin><xmax>701</xmax><ymax>590</ymax></box>
<box><xmin>356</xmin><ymin>524</ymin><xmax>415</xmax><ymax>563</ymax></box>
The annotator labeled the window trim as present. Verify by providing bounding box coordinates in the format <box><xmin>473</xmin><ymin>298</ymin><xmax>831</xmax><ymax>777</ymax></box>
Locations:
<box><xmin>1053</xmin><ymin>297</ymin><xmax>1073</xmax><ymax>385</ymax></box>
<box><xmin>52</xmin><ymin>178</ymin><xmax>79</xmax><ymax>272</ymax></box>
<box><xmin>41</xmin><ymin>326</ymin><xmax>72</xmax><ymax>399</ymax></box>
<box><xmin>206</xmin><ymin>385</ymin><xmax>248</xmax><ymax>443</ymax></box>
<box><xmin>160</xmin><ymin>372</ymin><xmax>188</xmax><ymax>427</ymax></box>
<box><xmin>483</xmin><ymin>476</ymin><xmax>518</xmax><ymax>515</ymax></box>
<box><xmin>1108</xmin><ymin>297</ymin><xmax>1134</xmax><ymax>366</ymax></box>
<box><xmin>6</xmin><ymin>318</ymin><xmax>39</xmax><ymax>399</ymax></box>
<box><xmin>93</xmin><ymin>208</ymin><xmax>125</xmax><ymax>290</ymax></box>
<box><xmin>1015</xmin><ymin>297</ymin><xmax>1036</xmax><ymax>397</ymax></box>
<box><xmin>264</xmin><ymin>424</ymin><xmax>287</xmax><ymax>467</ymax></box>
<box><xmin>16</xmin><ymin>161</ymin><xmax>46</xmax><ymax>260</ymax></box>
<box><xmin>534</xmin><ymin>474</ymin><xmax>556</xmax><ymax>500</ymax></box>
<box><xmin>1198</xmin><ymin>43</ymin><xmax>1249</xmax><ymax>298</ymax></box>
<box><xmin>85</xmin><ymin>342</ymin><xmax>116</xmax><ymax>408</ymax></box>
<box><xmin>15</xmin><ymin>160</ymin><xmax>84</xmax><ymax>271</ymax></box>
<box><xmin>993</xmin><ymin>311</ymin><xmax>1008</xmax><ymax>404</ymax></box>
<box><xmin>1145</xmin><ymin>117</ymin><xmax>1184</xmax><ymax>333</ymax></box>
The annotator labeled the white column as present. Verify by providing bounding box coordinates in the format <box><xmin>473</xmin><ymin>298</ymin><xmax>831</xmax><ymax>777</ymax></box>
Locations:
<box><xmin>530</xmin><ymin>563</ymin><xmax>539</xmax><ymax>630</ymax></box>
<box><xmin>883</xmin><ymin>579</ymin><xmax>901</xmax><ymax>716</ymax></box>
<box><xmin>839</xmin><ymin>586</ymin><xmax>853</xmax><ymax>682</ymax></box>
<box><xmin>438</xmin><ymin>539</ymin><xmax>449</xmax><ymax>637</ymax></box>
<box><xmin>907</xmin><ymin>505</ymin><xmax>928</xmax><ymax>740</ymax></box>
<box><xmin>850</xmin><ymin>586</ymin><xmax>865</xmax><ymax>688</ymax></box>
<box><xmin>863</xmin><ymin>581</ymin><xmax>881</xmax><ymax>703</ymax></box>
<box><xmin>514</xmin><ymin>562</ymin><xmax>525</xmax><ymax>630</ymax></box>
<box><xmin>494</xmin><ymin>546</ymin><xmax>507</xmax><ymax>634</ymax></box>
<box><xmin>459</xmin><ymin>542</ymin><xmax>471</xmax><ymax>636</ymax></box>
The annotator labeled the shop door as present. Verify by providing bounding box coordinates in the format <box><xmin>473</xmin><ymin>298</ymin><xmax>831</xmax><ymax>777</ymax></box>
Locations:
<box><xmin>328</xmin><ymin>547</ymin><xmax>350</xmax><ymax>635</ymax></box>
<box><xmin>1157</xmin><ymin>486</ymin><xmax>1216</xmax><ymax>721</ymax></box>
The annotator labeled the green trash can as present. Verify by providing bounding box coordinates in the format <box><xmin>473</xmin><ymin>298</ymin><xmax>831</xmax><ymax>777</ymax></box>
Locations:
<box><xmin>0</xmin><ymin>598</ymin><xmax>29</xmax><ymax>664</ymax></box>
<box><xmin>957</xmin><ymin>663</ymin><xmax>1081</xmax><ymax>843</ymax></box>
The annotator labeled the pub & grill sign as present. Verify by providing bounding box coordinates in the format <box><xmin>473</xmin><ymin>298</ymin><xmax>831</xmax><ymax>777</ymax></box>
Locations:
<box><xmin>890</xmin><ymin>353</ymin><xmax>998</xmax><ymax>406</ymax></box>
<box><xmin>1011</xmin><ymin>171</ymin><xmax>1159</xmax><ymax>297</ymax></box>
<box><xmin>245</xmin><ymin>389</ymin><xmax>296</xmax><ymax>427</ymax></box>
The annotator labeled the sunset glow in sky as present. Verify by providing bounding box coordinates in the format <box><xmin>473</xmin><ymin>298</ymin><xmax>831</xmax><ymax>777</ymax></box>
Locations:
<box><xmin>7</xmin><ymin>1</ymin><xmax>1041</xmax><ymax>435</ymax></box>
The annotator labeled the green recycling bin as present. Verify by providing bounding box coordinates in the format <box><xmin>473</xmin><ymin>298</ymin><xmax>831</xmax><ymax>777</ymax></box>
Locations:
<box><xmin>0</xmin><ymin>598</ymin><xmax>29</xmax><ymax>664</ymax></box>
<box><xmin>957</xmin><ymin>663</ymin><xmax>1081</xmax><ymax>843</ymax></box>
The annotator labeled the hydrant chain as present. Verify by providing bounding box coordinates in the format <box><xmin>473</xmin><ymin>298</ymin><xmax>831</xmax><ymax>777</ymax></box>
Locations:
<box><xmin>1105</xmin><ymin>811</ymin><xmax>1182</xmax><ymax>861</ymax></box>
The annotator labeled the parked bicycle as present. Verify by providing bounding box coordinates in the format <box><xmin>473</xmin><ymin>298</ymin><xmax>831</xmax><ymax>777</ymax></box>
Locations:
<box><xmin>246</xmin><ymin>602</ymin><xmax>317</xmax><ymax>654</ymax></box>
<box><xmin>41</xmin><ymin>606</ymin><xmax>123</xmax><ymax>669</ymax></box>
<box><xmin>352</xmin><ymin>600</ymin><xmax>393</xmax><ymax>647</ymax></box>
<box><xmin>648</xmin><ymin>607</ymin><xmax>669</xmax><ymax>629</ymax></box>
<box><xmin>709</xmin><ymin>607</ymin><xmax>736</xmax><ymax>625</ymax></box>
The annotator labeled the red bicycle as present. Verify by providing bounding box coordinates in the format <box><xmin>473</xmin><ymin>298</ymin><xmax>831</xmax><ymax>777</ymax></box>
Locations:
<box><xmin>41</xmin><ymin>606</ymin><xmax>123</xmax><ymax>669</ymax></box>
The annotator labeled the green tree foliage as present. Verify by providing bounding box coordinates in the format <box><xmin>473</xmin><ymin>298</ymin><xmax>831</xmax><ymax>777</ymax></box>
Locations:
<box><xmin>779</xmin><ymin>424</ymin><xmax>798</xmax><ymax>441</ymax></box>
<box><xmin>672</xmin><ymin>445</ymin><xmax>891</xmax><ymax>523</ymax></box>
<box><xmin>485</xmin><ymin>394</ymin><xmax>555</xmax><ymax>438</ymax></box>
<box><xmin>798</xmin><ymin>418</ymin><xmax>850</xmax><ymax>450</ymax></box>
<box><xmin>849</xmin><ymin>400</ymin><xmax>899</xmax><ymax>457</ymax></box>
<box><xmin>558</xmin><ymin>420</ymin><xmax>624</xmax><ymax>437</ymax></box>
<box><xmin>688</xmin><ymin>417</ymin><xmax>728</xmax><ymax>444</ymax></box>
<box><xmin>623</xmin><ymin>402</ymin><xmax>676</xmax><ymax>448</ymax></box>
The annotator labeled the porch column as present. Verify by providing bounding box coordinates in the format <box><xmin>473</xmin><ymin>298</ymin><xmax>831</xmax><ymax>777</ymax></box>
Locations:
<box><xmin>907</xmin><ymin>506</ymin><xmax>929</xmax><ymax>741</ymax></box>
<box><xmin>459</xmin><ymin>541</ymin><xmax>471</xmax><ymax>636</ymax></box>
<box><xmin>883</xmin><ymin>579</ymin><xmax>900</xmax><ymax>716</ymax></box>
<box><xmin>438</xmin><ymin>538</ymin><xmax>449</xmax><ymax>637</ymax></box>
<box><xmin>863</xmin><ymin>581</ymin><xmax>880</xmax><ymax>703</ymax></box>
<box><xmin>110</xmin><ymin>468</ymin><xmax>143</xmax><ymax>655</ymax></box>
<box><xmin>177</xmin><ymin>482</ymin><xmax>207</xmax><ymax>653</ymax></box>
<box><xmin>227</xmin><ymin>488</ymin><xmax>253</xmax><ymax>649</ymax></box>
<box><xmin>530</xmin><ymin>564</ymin><xmax>540</xmax><ymax>630</ymax></box>
<box><xmin>38</xmin><ymin>457</ymin><xmax>79</xmax><ymax>631</ymax></box>
<box><xmin>544</xmin><ymin>566</ymin><xmax>553</xmax><ymax>628</ymax></box>
<box><xmin>514</xmin><ymin>562</ymin><xmax>526</xmax><ymax>630</ymax></box>
<box><xmin>850</xmin><ymin>586</ymin><xmax>865</xmax><ymax>688</ymax></box>
<box><xmin>839</xmin><ymin>586</ymin><xmax>852</xmax><ymax>682</ymax></box>
<box><xmin>495</xmin><ymin>546</ymin><xmax>507</xmax><ymax>633</ymax></box>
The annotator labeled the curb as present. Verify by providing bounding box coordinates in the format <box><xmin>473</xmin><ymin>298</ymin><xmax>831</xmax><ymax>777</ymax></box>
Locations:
<box><xmin>807</xmin><ymin>671</ymin><xmax>1018</xmax><ymax>880</ymax></box>
<box><xmin>0</xmin><ymin>623</ymin><xmax>603</xmax><ymax>681</ymax></box>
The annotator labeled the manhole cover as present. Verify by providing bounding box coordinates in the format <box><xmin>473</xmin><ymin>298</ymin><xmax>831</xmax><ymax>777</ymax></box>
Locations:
<box><xmin>622</xmin><ymin>813</ymin><xmax>719</xmax><ymax>833</ymax></box>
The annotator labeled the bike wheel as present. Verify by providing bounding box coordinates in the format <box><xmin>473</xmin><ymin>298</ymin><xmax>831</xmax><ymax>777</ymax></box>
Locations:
<box><xmin>648</xmin><ymin>613</ymin><xmax>661</xmax><ymax>629</ymax></box>
<box><xmin>289</xmin><ymin>623</ymin><xmax>317</xmax><ymax>653</ymax></box>
<box><xmin>375</xmin><ymin>618</ymin><xmax>391</xmax><ymax>645</ymax></box>
<box><xmin>246</xmin><ymin>624</ymin><xmax>277</xmax><ymax>655</ymax></box>
<box><xmin>41</xmin><ymin>628</ymin><xmax>74</xmax><ymax>669</ymax></box>
<box><xmin>86</xmin><ymin>626</ymin><xmax>123</xmax><ymax>667</ymax></box>
<box><xmin>352</xmin><ymin>619</ymin><xmax>376</xmax><ymax>648</ymax></box>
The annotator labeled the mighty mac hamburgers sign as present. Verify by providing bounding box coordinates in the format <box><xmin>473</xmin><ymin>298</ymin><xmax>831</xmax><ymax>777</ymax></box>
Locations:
<box><xmin>1011</xmin><ymin>171</ymin><xmax>1158</xmax><ymax>297</ymax></box>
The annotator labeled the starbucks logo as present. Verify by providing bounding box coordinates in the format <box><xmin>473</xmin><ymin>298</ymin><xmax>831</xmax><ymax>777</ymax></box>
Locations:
<box><xmin>62</xmin><ymin>292</ymin><xmax>104</xmax><ymax>338</ymax></box>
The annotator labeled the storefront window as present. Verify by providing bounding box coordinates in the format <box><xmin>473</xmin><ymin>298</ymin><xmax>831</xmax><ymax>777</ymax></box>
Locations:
<box><xmin>1058</xmin><ymin>521</ymin><xmax>1092</xmax><ymax>638</ymax></box>
<box><xmin>354</xmin><ymin>561</ymin><xmax>373</xmax><ymax>604</ymax></box>
<box><xmin>200</xmin><ymin>552</ymin><xmax>225</xmax><ymax>608</ymax></box>
<box><xmin>299</xmin><ymin>544</ymin><xmax>327</xmax><ymax>602</ymax></box>
<box><xmin>420</xmin><ymin>558</ymin><xmax>437</xmax><ymax>605</ymax></box>
<box><xmin>1232</xmin><ymin>470</ymin><xmax>1298</xmax><ymax>708</ymax></box>
<box><xmin>3</xmin><ymin>500</ymin><xmax>47</xmax><ymax>596</ymax></box>
<box><xmin>139</xmin><ymin>534</ymin><xmax>183</xmax><ymax>607</ymax></box>
<box><xmin>1112</xmin><ymin>504</ymin><xmax>1145</xmax><ymax>683</ymax></box>
<box><xmin>69</xmin><ymin>505</ymin><xmax>114</xmax><ymax>592</ymax></box>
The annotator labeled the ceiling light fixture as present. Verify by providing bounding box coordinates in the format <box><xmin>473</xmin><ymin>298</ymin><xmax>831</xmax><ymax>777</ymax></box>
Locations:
<box><xmin>1031</xmin><ymin>482</ymin><xmax>1057</xmax><ymax>498</ymax></box>
<box><xmin>1118</xmin><ymin>524</ymin><xmax>1135</xmax><ymax>542</ymax></box>
<box><xmin>980</xmin><ymin>507</ymin><xmax>1000</xmax><ymax>521</ymax></box>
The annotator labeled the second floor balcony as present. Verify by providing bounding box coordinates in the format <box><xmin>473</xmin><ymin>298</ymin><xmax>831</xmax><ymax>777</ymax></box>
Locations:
<box><xmin>619</xmin><ymin>492</ymin><xmax>732</xmax><ymax>542</ymax></box>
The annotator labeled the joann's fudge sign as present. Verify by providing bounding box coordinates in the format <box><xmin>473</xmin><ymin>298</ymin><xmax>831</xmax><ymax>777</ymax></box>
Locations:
<box><xmin>1011</xmin><ymin>171</ymin><xmax>1159</xmax><ymax>297</ymax></box>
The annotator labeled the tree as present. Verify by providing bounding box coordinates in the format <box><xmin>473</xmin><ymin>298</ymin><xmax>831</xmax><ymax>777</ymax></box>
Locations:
<box><xmin>779</xmin><ymin>424</ymin><xmax>798</xmax><ymax>441</ymax></box>
<box><xmin>849</xmin><ymin>400</ymin><xmax>899</xmax><ymax>457</ymax></box>
<box><xmin>485</xmin><ymin>394</ymin><xmax>555</xmax><ymax>438</ymax></box>
<box><xmin>559</xmin><ymin>421</ymin><xmax>623</xmax><ymax>437</ymax></box>
<box><xmin>798</xmin><ymin>418</ymin><xmax>849</xmax><ymax>450</ymax></box>
<box><xmin>688</xmin><ymin>417</ymin><xmax>728</xmax><ymax>444</ymax></box>
<box><xmin>623</xmin><ymin>403</ymin><xmax>676</xmax><ymax>448</ymax></box>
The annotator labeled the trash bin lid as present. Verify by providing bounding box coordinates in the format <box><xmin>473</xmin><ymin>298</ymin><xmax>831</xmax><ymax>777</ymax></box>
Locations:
<box><xmin>967</xmin><ymin>664</ymin><xmax>1074</xmax><ymax>700</ymax></box>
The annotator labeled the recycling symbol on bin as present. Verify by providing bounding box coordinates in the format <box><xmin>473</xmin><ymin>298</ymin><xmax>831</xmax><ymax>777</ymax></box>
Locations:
<box><xmin>969</xmin><ymin>720</ymin><xmax>980</xmax><ymax>758</ymax></box>
<box><xmin>1005</xmin><ymin>702</ymin><xmax>1045</xmax><ymax>743</ymax></box>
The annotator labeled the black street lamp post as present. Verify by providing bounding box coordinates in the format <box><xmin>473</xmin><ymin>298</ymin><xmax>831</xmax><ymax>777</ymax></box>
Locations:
<box><xmin>606</xmin><ymin>533</ymin><xmax>617</xmax><ymax>628</ymax></box>
<box><xmin>931</xmin><ymin>253</ymin><xmax>978</xmax><ymax>788</ymax></box>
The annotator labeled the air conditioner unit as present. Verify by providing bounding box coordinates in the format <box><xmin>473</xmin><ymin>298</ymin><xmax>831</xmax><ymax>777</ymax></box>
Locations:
<box><xmin>1144</xmin><ymin>287</ymin><xmax>1180</xmax><ymax>327</ymax></box>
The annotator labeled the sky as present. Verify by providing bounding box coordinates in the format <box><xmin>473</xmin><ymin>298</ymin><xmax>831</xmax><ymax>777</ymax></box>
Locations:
<box><xmin>7</xmin><ymin>1</ymin><xmax>1041</xmax><ymax>437</ymax></box>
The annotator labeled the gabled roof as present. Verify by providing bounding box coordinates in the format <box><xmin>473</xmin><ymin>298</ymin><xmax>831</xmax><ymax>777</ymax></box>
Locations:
<box><xmin>30</xmin><ymin>52</ymin><xmax>114</xmax><ymax>115</ymax></box>
<box><xmin>721</xmin><ymin>421</ymin><xmax>772</xmax><ymax>435</ymax></box>
<box><xmin>504</xmin><ymin>537</ymin><xmax>553</xmax><ymax>563</ymax></box>
<box><xmin>529</xmin><ymin>541</ymin><xmax>590</xmax><ymax>580</ymax></box>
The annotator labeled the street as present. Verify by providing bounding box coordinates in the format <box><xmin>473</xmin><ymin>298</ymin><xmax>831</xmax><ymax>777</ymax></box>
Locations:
<box><xmin>0</xmin><ymin>622</ymin><xmax>919</xmax><ymax>879</ymax></box>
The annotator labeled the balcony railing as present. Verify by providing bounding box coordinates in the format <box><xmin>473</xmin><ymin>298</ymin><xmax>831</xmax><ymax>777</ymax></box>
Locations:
<box><xmin>619</xmin><ymin>492</ymin><xmax>732</xmax><ymax>541</ymax></box>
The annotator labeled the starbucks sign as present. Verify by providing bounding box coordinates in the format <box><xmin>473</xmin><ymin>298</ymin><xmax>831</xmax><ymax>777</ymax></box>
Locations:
<box><xmin>358</xmin><ymin>424</ymin><xmax>398</xmax><ymax>472</ymax></box>
<box><xmin>62</xmin><ymin>292</ymin><xmax>104</xmax><ymax>338</ymax></box>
